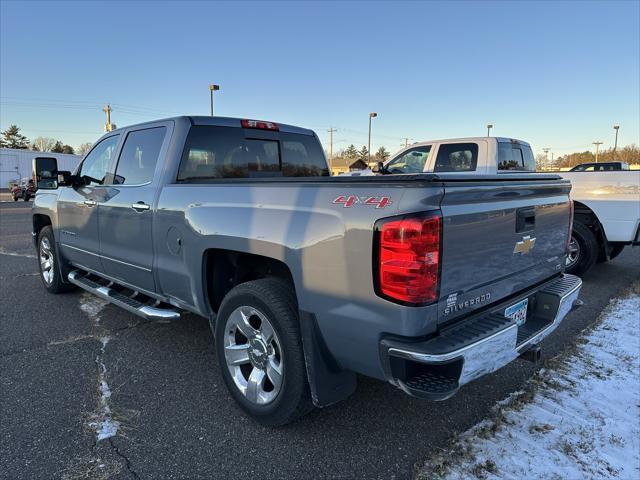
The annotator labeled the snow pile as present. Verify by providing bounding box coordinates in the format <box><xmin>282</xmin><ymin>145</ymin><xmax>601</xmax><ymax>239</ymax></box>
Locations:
<box><xmin>418</xmin><ymin>287</ymin><xmax>640</xmax><ymax>480</ymax></box>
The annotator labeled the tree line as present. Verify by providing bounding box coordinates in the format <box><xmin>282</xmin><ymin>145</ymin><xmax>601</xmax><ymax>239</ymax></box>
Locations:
<box><xmin>0</xmin><ymin>124</ymin><xmax>93</xmax><ymax>156</ymax></box>
<box><xmin>552</xmin><ymin>145</ymin><xmax>639</xmax><ymax>169</ymax></box>
<box><xmin>329</xmin><ymin>144</ymin><xmax>391</xmax><ymax>168</ymax></box>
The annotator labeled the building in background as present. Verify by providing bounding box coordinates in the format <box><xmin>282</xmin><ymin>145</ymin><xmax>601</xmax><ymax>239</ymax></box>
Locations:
<box><xmin>0</xmin><ymin>148</ymin><xmax>81</xmax><ymax>188</ymax></box>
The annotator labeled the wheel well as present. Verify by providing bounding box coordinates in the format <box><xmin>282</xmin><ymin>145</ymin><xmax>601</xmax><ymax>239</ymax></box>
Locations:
<box><xmin>33</xmin><ymin>214</ymin><xmax>52</xmax><ymax>238</ymax></box>
<box><xmin>573</xmin><ymin>201</ymin><xmax>607</xmax><ymax>261</ymax></box>
<box><xmin>204</xmin><ymin>249</ymin><xmax>295</xmax><ymax>313</ymax></box>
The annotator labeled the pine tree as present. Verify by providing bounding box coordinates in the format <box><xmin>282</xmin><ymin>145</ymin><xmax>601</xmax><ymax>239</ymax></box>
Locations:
<box><xmin>61</xmin><ymin>145</ymin><xmax>75</xmax><ymax>154</ymax></box>
<box><xmin>375</xmin><ymin>146</ymin><xmax>390</xmax><ymax>161</ymax></box>
<box><xmin>0</xmin><ymin>125</ymin><xmax>30</xmax><ymax>149</ymax></box>
<box><xmin>344</xmin><ymin>144</ymin><xmax>358</xmax><ymax>159</ymax></box>
<box><xmin>358</xmin><ymin>146</ymin><xmax>369</xmax><ymax>162</ymax></box>
<box><xmin>51</xmin><ymin>141</ymin><xmax>64</xmax><ymax>153</ymax></box>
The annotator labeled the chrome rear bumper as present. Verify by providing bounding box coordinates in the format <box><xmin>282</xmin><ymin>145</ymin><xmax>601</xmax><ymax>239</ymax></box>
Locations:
<box><xmin>380</xmin><ymin>274</ymin><xmax>582</xmax><ymax>400</ymax></box>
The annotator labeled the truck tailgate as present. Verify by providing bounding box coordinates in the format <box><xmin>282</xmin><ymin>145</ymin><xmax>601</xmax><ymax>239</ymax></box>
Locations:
<box><xmin>437</xmin><ymin>178</ymin><xmax>571</xmax><ymax>324</ymax></box>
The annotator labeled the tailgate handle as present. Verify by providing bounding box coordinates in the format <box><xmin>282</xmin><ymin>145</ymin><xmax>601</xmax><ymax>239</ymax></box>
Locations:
<box><xmin>516</xmin><ymin>207</ymin><xmax>535</xmax><ymax>232</ymax></box>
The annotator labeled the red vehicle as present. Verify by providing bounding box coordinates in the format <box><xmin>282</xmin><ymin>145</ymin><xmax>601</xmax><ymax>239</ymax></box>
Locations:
<box><xmin>10</xmin><ymin>179</ymin><xmax>36</xmax><ymax>201</ymax></box>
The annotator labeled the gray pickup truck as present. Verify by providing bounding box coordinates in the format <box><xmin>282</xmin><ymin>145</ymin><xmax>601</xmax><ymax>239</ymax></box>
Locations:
<box><xmin>32</xmin><ymin>116</ymin><xmax>582</xmax><ymax>425</ymax></box>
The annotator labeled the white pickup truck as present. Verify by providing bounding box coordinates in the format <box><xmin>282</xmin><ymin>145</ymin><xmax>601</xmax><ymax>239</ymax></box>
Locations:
<box><xmin>348</xmin><ymin>136</ymin><xmax>640</xmax><ymax>275</ymax></box>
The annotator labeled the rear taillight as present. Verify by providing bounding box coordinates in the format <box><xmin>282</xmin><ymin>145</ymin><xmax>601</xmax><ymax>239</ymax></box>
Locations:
<box><xmin>374</xmin><ymin>213</ymin><xmax>441</xmax><ymax>305</ymax></box>
<box><xmin>241</xmin><ymin>119</ymin><xmax>279</xmax><ymax>131</ymax></box>
<box><xmin>566</xmin><ymin>200</ymin><xmax>574</xmax><ymax>251</ymax></box>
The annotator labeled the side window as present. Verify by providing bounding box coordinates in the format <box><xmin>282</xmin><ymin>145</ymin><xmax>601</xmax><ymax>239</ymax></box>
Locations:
<box><xmin>113</xmin><ymin>127</ymin><xmax>166</xmax><ymax>185</ymax></box>
<box><xmin>385</xmin><ymin>146</ymin><xmax>431</xmax><ymax>174</ymax></box>
<box><xmin>78</xmin><ymin>135</ymin><xmax>120</xmax><ymax>186</ymax></box>
<box><xmin>434</xmin><ymin>143</ymin><xmax>478</xmax><ymax>172</ymax></box>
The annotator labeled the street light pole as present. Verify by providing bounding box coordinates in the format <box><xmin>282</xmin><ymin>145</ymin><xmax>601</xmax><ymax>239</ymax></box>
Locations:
<box><xmin>486</xmin><ymin>124</ymin><xmax>493</xmax><ymax>137</ymax></box>
<box><xmin>368</xmin><ymin>112</ymin><xmax>377</xmax><ymax>164</ymax></box>
<box><xmin>209</xmin><ymin>84</ymin><xmax>220</xmax><ymax>116</ymax></box>
<box><xmin>613</xmin><ymin>125</ymin><xmax>620</xmax><ymax>159</ymax></box>
<box><xmin>593</xmin><ymin>141</ymin><xmax>603</xmax><ymax>163</ymax></box>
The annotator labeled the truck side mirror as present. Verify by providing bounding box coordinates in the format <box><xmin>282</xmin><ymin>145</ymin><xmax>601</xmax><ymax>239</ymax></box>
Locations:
<box><xmin>372</xmin><ymin>161</ymin><xmax>384</xmax><ymax>174</ymax></box>
<box><xmin>33</xmin><ymin>157</ymin><xmax>59</xmax><ymax>189</ymax></box>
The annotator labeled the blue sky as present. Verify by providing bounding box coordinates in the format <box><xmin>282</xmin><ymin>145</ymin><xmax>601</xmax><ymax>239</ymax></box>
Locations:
<box><xmin>1</xmin><ymin>1</ymin><xmax>638</xmax><ymax>157</ymax></box>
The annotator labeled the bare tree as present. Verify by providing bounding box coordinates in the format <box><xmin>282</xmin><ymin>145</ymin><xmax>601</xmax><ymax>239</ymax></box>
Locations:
<box><xmin>76</xmin><ymin>142</ymin><xmax>93</xmax><ymax>156</ymax></box>
<box><xmin>32</xmin><ymin>137</ymin><xmax>57</xmax><ymax>152</ymax></box>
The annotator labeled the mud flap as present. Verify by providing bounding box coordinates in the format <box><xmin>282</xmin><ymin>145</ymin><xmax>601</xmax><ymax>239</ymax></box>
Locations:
<box><xmin>299</xmin><ymin>311</ymin><xmax>357</xmax><ymax>407</ymax></box>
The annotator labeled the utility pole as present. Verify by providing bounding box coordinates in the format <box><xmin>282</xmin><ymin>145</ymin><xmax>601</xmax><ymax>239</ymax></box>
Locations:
<box><xmin>613</xmin><ymin>125</ymin><xmax>620</xmax><ymax>159</ymax></box>
<box><xmin>103</xmin><ymin>104</ymin><xmax>115</xmax><ymax>132</ymax></box>
<box><xmin>401</xmin><ymin>137</ymin><xmax>412</xmax><ymax>148</ymax></box>
<box><xmin>593</xmin><ymin>141</ymin><xmax>603</xmax><ymax>162</ymax></box>
<box><xmin>327</xmin><ymin>128</ymin><xmax>337</xmax><ymax>166</ymax></box>
<box><xmin>368</xmin><ymin>112</ymin><xmax>377</xmax><ymax>164</ymax></box>
<box><xmin>209</xmin><ymin>84</ymin><xmax>220</xmax><ymax>116</ymax></box>
<box><xmin>543</xmin><ymin>148</ymin><xmax>550</xmax><ymax>170</ymax></box>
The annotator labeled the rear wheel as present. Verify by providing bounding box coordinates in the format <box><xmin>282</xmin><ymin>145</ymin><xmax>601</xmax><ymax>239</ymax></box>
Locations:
<box><xmin>215</xmin><ymin>278</ymin><xmax>312</xmax><ymax>426</ymax></box>
<box><xmin>38</xmin><ymin>226</ymin><xmax>74</xmax><ymax>293</ymax></box>
<box><xmin>565</xmin><ymin>222</ymin><xmax>598</xmax><ymax>276</ymax></box>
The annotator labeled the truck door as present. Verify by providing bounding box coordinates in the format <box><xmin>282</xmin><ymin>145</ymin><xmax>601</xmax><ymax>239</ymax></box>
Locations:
<box><xmin>57</xmin><ymin>134</ymin><xmax>120</xmax><ymax>272</ymax></box>
<box><xmin>98</xmin><ymin>125</ymin><xmax>168</xmax><ymax>293</ymax></box>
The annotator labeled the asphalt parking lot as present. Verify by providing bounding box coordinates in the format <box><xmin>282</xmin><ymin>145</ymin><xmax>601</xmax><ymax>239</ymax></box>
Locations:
<box><xmin>1</xmin><ymin>200</ymin><xmax>639</xmax><ymax>480</ymax></box>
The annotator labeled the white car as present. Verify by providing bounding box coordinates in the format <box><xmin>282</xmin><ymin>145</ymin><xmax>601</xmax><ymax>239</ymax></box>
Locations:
<box><xmin>348</xmin><ymin>136</ymin><xmax>640</xmax><ymax>275</ymax></box>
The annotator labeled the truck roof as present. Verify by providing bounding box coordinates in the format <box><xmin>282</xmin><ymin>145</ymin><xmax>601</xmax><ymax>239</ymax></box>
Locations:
<box><xmin>107</xmin><ymin>115</ymin><xmax>316</xmax><ymax>136</ymax></box>
<box><xmin>406</xmin><ymin>137</ymin><xmax>531</xmax><ymax>147</ymax></box>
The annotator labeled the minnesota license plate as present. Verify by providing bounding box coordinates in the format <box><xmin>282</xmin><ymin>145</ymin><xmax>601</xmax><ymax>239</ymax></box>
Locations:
<box><xmin>505</xmin><ymin>298</ymin><xmax>528</xmax><ymax>326</ymax></box>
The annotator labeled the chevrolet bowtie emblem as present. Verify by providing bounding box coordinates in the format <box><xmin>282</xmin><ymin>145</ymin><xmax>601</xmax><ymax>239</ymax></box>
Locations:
<box><xmin>513</xmin><ymin>235</ymin><xmax>536</xmax><ymax>255</ymax></box>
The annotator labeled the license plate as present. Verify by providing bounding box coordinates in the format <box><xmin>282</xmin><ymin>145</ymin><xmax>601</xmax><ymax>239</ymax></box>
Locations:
<box><xmin>505</xmin><ymin>298</ymin><xmax>528</xmax><ymax>326</ymax></box>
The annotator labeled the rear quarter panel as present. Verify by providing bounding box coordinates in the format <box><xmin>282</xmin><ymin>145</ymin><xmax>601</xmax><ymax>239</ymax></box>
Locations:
<box><xmin>154</xmin><ymin>181</ymin><xmax>444</xmax><ymax>378</ymax></box>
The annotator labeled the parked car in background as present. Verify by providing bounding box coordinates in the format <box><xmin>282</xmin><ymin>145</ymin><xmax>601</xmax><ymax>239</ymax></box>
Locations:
<box><xmin>558</xmin><ymin>169</ymin><xmax>640</xmax><ymax>275</ymax></box>
<box><xmin>32</xmin><ymin>119</ymin><xmax>581</xmax><ymax>425</ymax></box>
<box><xmin>10</xmin><ymin>178</ymin><xmax>36</xmax><ymax>201</ymax></box>
<box><xmin>569</xmin><ymin>162</ymin><xmax>630</xmax><ymax>172</ymax></box>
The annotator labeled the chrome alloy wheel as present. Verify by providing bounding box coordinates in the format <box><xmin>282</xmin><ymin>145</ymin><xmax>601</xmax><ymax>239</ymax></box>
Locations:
<box><xmin>223</xmin><ymin>306</ymin><xmax>283</xmax><ymax>405</ymax></box>
<box><xmin>566</xmin><ymin>236</ymin><xmax>580</xmax><ymax>268</ymax></box>
<box><xmin>39</xmin><ymin>236</ymin><xmax>54</xmax><ymax>285</ymax></box>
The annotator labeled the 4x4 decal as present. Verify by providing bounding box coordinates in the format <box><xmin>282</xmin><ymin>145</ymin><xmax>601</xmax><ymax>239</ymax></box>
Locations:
<box><xmin>333</xmin><ymin>195</ymin><xmax>392</xmax><ymax>209</ymax></box>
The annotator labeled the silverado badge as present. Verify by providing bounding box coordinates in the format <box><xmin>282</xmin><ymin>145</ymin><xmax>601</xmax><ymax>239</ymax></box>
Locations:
<box><xmin>513</xmin><ymin>235</ymin><xmax>536</xmax><ymax>255</ymax></box>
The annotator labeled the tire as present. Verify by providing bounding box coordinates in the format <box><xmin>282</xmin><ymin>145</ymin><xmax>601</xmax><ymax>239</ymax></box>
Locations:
<box><xmin>215</xmin><ymin>278</ymin><xmax>312</xmax><ymax>426</ymax></box>
<box><xmin>23</xmin><ymin>194</ymin><xmax>30</xmax><ymax>202</ymax></box>
<box><xmin>37</xmin><ymin>226</ymin><xmax>75</xmax><ymax>293</ymax></box>
<box><xmin>13</xmin><ymin>196</ymin><xmax>18</xmax><ymax>202</ymax></box>
<box><xmin>565</xmin><ymin>222</ymin><xmax>598</xmax><ymax>276</ymax></box>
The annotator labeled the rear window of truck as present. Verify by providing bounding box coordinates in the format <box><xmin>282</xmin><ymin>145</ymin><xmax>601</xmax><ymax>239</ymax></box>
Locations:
<box><xmin>498</xmin><ymin>142</ymin><xmax>536</xmax><ymax>171</ymax></box>
<box><xmin>177</xmin><ymin>126</ymin><xmax>329</xmax><ymax>181</ymax></box>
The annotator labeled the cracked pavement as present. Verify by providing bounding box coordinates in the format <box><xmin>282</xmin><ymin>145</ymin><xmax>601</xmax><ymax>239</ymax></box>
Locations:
<box><xmin>1</xmin><ymin>201</ymin><xmax>639</xmax><ymax>479</ymax></box>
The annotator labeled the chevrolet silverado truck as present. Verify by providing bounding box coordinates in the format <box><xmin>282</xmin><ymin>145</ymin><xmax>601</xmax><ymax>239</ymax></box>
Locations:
<box><xmin>32</xmin><ymin>118</ymin><xmax>582</xmax><ymax>425</ymax></box>
<box><xmin>353</xmin><ymin>137</ymin><xmax>640</xmax><ymax>275</ymax></box>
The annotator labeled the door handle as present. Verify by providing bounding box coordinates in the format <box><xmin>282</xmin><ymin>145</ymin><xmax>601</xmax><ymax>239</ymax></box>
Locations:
<box><xmin>131</xmin><ymin>202</ymin><xmax>150</xmax><ymax>212</ymax></box>
<box><xmin>84</xmin><ymin>199</ymin><xmax>97</xmax><ymax>207</ymax></box>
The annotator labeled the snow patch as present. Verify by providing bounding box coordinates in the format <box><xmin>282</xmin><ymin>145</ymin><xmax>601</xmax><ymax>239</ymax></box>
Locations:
<box><xmin>0</xmin><ymin>247</ymin><xmax>36</xmax><ymax>259</ymax></box>
<box><xmin>418</xmin><ymin>288</ymin><xmax>640</xmax><ymax>480</ymax></box>
<box><xmin>88</xmin><ymin>336</ymin><xmax>120</xmax><ymax>441</ymax></box>
<box><xmin>79</xmin><ymin>293</ymin><xmax>108</xmax><ymax>323</ymax></box>
<box><xmin>78</xmin><ymin>295</ymin><xmax>119</xmax><ymax>441</ymax></box>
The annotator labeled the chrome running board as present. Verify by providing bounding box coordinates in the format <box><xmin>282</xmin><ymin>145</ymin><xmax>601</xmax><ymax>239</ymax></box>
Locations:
<box><xmin>68</xmin><ymin>270</ymin><xmax>181</xmax><ymax>322</ymax></box>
